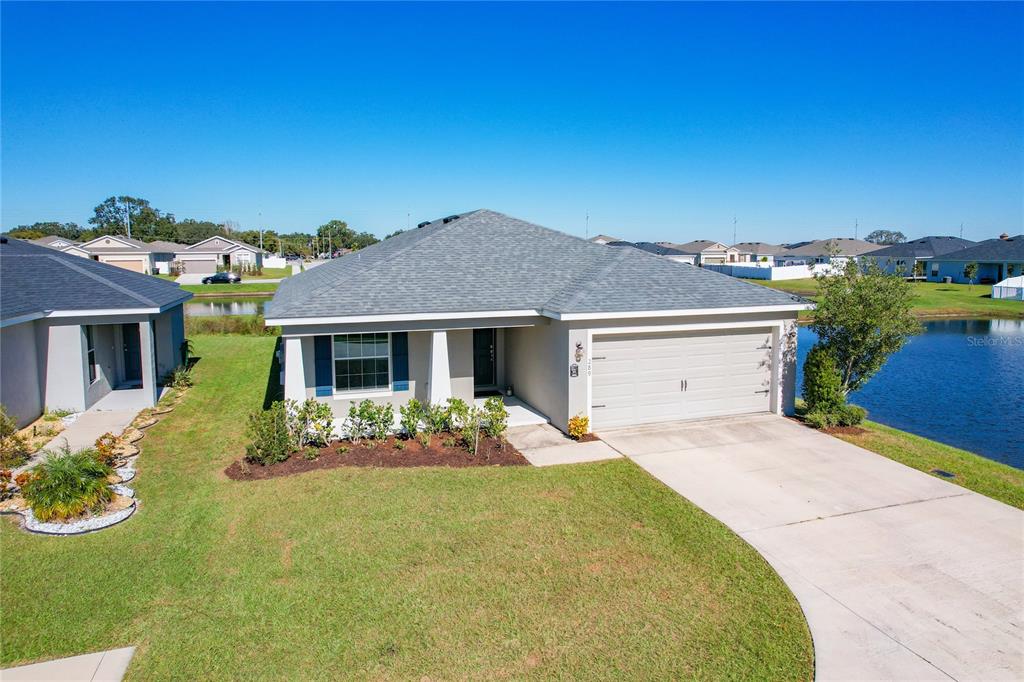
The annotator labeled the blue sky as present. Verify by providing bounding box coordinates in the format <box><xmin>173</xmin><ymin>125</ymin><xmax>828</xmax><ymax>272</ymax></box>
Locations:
<box><xmin>2</xmin><ymin>2</ymin><xmax>1021</xmax><ymax>243</ymax></box>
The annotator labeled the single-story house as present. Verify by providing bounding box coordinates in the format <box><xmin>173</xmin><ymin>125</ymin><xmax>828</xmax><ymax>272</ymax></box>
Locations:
<box><xmin>0</xmin><ymin>237</ymin><xmax>191</xmax><ymax>427</ymax></box>
<box><xmin>731</xmin><ymin>242</ymin><xmax>788</xmax><ymax>264</ymax></box>
<box><xmin>778</xmin><ymin>238</ymin><xmax>879</xmax><ymax>266</ymax></box>
<box><xmin>173</xmin><ymin>236</ymin><xmax>265</xmax><ymax>274</ymax></box>
<box><xmin>31</xmin><ymin>235</ymin><xmax>92</xmax><ymax>258</ymax></box>
<box><xmin>265</xmin><ymin>210</ymin><xmax>810</xmax><ymax>434</ymax></box>
<box><xmin>606</xmin><ymin>241</ymin><xmax>698</xmax><ymax>265</ymax></box>
<box><xmin>863</xmin><ymin>236</ymin><xmax>975</xmax><ymax>278</ymax></box>
<box><xmin>927</xmin><ymin>234</ymin><xmax>1024</xmax><ymax>284</ymax></box>
<box><xmin>76</xmin><ymin>235</ymin><xmax>162</xmax><ymax>274</ymax></box>
<box><xmin>655</xmin><ymin>240</ymin><xmax>749</xmax><ymax>265</ymax></box>
<box><xmin>589</xmin><ymin>234</ymin><xmax>621</xmax><ymax>245</ymax></box>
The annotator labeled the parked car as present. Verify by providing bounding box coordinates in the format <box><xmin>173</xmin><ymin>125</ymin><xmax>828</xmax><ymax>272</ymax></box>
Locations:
<box><xmin>201</xmin><ymin>272</ymin><xmax>242</xmax><ymax>284</ymax></box>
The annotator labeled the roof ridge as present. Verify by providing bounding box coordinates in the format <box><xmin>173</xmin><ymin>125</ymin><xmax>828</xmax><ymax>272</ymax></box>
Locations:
<box><xmin>286</xmin><ymin>210</ymin><xmax>484</xmax><ymax>305</ymax></box>
<box><xmin>48</xmin><ymin>255</ymin><xmax>162</xmax><ymax>307</ymax></box>
<box><xmin>545</xmin><ymin>247</ymin><xmax>633</xmax><ymax>312</ymax></box>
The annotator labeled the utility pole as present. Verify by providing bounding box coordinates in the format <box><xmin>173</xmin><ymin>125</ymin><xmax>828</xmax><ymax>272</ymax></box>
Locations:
<box><xmin>960</xmin><ymin>222</ymin><xmax>964</xmax><ymax>239</ymax></box>
<box><xmin>732</xmin><ymin>216</ymin><xmax>737</xmax><ymax>245</ymax></box>
<box><xmin>855</xmin><ymin>219</ymin><xmax>859</xmax><ymax>240</ymax></box>
<box><xmin>123</xmin><ymin>198</ymin><xmax>132</xmax><ymax>239</ymax></box>
<box><xmin>585</xmin><ymin>210</ymin><xmax>589</xmax><ymax>239</ymax></box>
<box><xmin>258</xmin><ymin>211</ymin><xmax>264</xmax><ymax>251</ymax></box>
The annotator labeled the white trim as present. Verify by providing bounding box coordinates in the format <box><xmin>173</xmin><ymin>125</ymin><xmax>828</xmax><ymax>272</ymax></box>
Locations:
<box><xmin>0</xmin><ymin>312</ymin><xmax>45</xmax><ymax>328</ymax></box>
<box><xmin>331</xmin><ymin>332</ymin><xmax>393</xmax><ymax>396</ymax></box>
<box><xmin>267</xmin><ymin>304</ymin><xmax>809</xmax><ymax>327</ymax></box>
<box><xmin>587</xmin><ymin>319</ymin><xmax>783</xmax><ymax>336</ymax></box>
<box><xmin>547</xmin><ymin>303</ymin><xmax>811</xmax><ymax>321</ymax></box>
<box><xmin>79</xmin><ymin>234</ymin><xmax>140</xmax><ymax>249</ymax></box>
<box><xmin>266</xmin><ymin>309</ymin><xmax>539</xmax><ymax>326</ymax></box>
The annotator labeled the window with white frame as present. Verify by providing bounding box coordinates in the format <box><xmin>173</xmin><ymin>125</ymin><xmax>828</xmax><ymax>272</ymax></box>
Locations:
<box><xmin>85</xmin><ymin>326</ymin><xmax>98</xmax><ymax>383</ymax></box>
<box><xmin>333</xmin><ymin>333</ymin><xmax>390</xmax><ymax>392</ymax></box>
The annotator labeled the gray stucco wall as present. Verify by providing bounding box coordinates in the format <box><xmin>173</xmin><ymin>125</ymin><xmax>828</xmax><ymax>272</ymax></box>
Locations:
<box><xmin>505</xmin><ymin>322</ymin><xmax>569</xmax><ymax>430</ymax></box>
<box><xmin>42</xmin><ymin>324</ymin><xmax>88</xmax><ymax>413</ymax></box>
<box><xmin>0</xmin><ymin>321</ymin><xmax>43</xmax><ymax>428</ymax></box>
<box><xmin>85</xmin><ymin>324</ymin><xmax>117</xmax><ymax>407</ymax></box>
<box><xmin>154</xmin><ymin>306</ymin><xmax>185</xmax><ymax>377</ymax></box>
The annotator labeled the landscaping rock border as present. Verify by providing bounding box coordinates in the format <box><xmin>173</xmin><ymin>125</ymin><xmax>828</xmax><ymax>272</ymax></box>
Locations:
<box><xmin>22</xmin><ymin>499</ymin><xmax>137</xmax><ymax>536</ymax></box>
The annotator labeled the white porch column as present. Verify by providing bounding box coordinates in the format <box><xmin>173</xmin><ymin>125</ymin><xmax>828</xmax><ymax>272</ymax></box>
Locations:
<box><xmin>283</xmin><ymin>336</ymin><xmax>306</xmax><ymax>402</ymax></box>
<box><xmin>139</xmin><ymin>321</ymin><xmax>159</xmax><ymax>407</ymax></box>
<box><xmin>427</xmin><ymin>330</ymin><xmax>451</xmax><ymax>404</ymax></box>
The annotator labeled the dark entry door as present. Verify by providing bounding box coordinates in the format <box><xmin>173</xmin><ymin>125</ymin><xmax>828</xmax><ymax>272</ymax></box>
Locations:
<box><xmin>122</xmin><ymin>324</ymin><xmax>142</xmax><ymax>384</ymax></box>
<box><xmin>473</xmin><ymin>329</ymin><xmax>496</xmax><ymax>390</ymax></box>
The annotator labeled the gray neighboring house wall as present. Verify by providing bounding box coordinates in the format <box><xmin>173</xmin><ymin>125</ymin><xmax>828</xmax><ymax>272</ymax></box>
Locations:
<box><xmin>175</xmin><ymin>236</ymin><xmax>265</xmax><ymax>274</ymax></box>
<box><xmin>266</xmin><ymin>210</ymin><xmax>810</xmax><ymax>434</ymax></box>
<box><xmin>0</xmin><ymin>237</ymin><xmax>192</xmax><ymax>427</ymax></box>
<box><xmin>926</xmin><ymin>234</ymin><xmax>1024</xmax><ymax>284</ymax></box>
<box><xmin>778</xmin><ymin>237</ymin><xmax>879</xmax><ymax>266</ymax></box>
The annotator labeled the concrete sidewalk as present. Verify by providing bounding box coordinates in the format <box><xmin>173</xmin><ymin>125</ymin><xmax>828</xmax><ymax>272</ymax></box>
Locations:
<box><xmin>507</xmin><ymin>423</ymin><xmax>621</xmax><ymax>466</ymax></box>
<box><xmin>599</xmin><ymin>414</ymin><xmax>1024</xmax><ymax>681</ymax></box>
<box><xmin>0</xmin><ymin>647</ymin><xmax>135</xmax><ymax>681</ymax></box>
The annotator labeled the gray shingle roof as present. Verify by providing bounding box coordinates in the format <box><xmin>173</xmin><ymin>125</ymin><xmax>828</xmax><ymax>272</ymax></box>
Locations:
<box><xmin>929</xmin><ymin>235</ymin><xmax>1024</xmax><ymax>262</ymax></box>
<box><xmin>266</xmin><ymin>210</ymin><xmax>804</xmax><ymax>320</ymax></box>
<box><xmin>732</xmin><ymin>242</ymin><xmax>786</xmax><ymax>255</ymax></box>
<box><xmin>0</xmin><ymin>237</ymin><xmax>191</xmax><ymax>323</ymax></box>
<box><xmin>782</xmin><ymin>238</ymin><xmax>880</xmax><ymax>257</ymax></box>
<box><xmin>865</xmin><ymin>236</ymin><xmax>975</xmax><ymax>259</ymax></box>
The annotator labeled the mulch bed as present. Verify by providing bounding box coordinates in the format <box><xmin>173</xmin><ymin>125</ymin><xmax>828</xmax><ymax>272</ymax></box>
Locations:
<box><xmin>225</xmin><ymin>433</ymin><xmax>529</xmax><ymax>481</ymax></box>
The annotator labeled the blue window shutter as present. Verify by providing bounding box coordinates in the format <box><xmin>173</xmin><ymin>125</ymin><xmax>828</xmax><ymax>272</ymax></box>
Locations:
<box><xmin>314</xmin><ymin>336</ymin><xmax>333</xmax><ymax>397</ymax></box>
<box><xmin>392</xmin><ymin>332</ymin><xmax>409</xmax><ymax>391</ymax></box>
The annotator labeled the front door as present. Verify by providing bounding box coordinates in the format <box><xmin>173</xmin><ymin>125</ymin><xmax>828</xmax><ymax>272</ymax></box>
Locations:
<box><xmin>473</xmin><ymin>329</ymin><xmax>496</xmax><ymax>390</ymax></box>
<box><xmin>121</xmin><ymin>324</ymin><xmax>142</xmax><ymax>385</ymax></box>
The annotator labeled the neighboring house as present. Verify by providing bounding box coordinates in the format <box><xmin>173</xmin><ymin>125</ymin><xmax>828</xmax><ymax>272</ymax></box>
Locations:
<box><xmin>265</xmin><ymin>210</ymin><xmax>809</xmax><ymax>434</ymax></box>
<box><xmin>778</xmin><ymin>238</ymin><xmax>879</xmax><ymax>266</ymax></box>
<box><xmin>731</xmin><ymin>242</ymin><xmax>788</xmax><ymax>265</ymax></box>
<box><xmin>589</xmin><ymin>234</ymin><xmax>621</xmax><ymax>245</ymax></box>
<box><xmin>174</xmin><ymin>236</ymin><xmax>265</xmax><ymax>274</ymax></box>
<box><xmin>606</xmin><ymin>241</ymin><xmax>697</xmax><ymax>265</ymax></box>
<box><xmin>656</xmin><ymin>240</ymin><xmax>748</xmax><ymax>265</ymax></box>
<box><xmin>864</xmin><ymin>236</ymin><xmax>976</xmax><ymax>278</ymax></box>
<box><xmin>77</xmin><ymin>235</ymin><xmax>161</xmax><ymax>274</ymax></box>
<box><xmin>927</xmin><ymin>234</ymin><xmax>1024</xmax><ymax>284</ymax></box>
<box><xmin>31</xmin><ymin>235</ymin><xmax>91</xmax><ymax>258</ymax></box>
<box><xmin>0</xmin><ymin>237</ymin><xmax>191</xmax><ymax>427</ymax></box>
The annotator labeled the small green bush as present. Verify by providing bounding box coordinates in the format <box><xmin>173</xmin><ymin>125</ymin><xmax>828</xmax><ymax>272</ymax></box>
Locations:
<box><xmin>802</xmin><ymin>344</ymin><xmax>844</xmax><ymax>414</ymax></box>
<box><xmin>481</xmin><ymin>397</ymin><xmax>509</xmax><ymax>440</ymax></box>
<box><xmin>245</xmin><ymin>401</ymin><xmax>294</xmax><ymax>465</ymax></box>
<box><xmin>803</xmin><ymin>410</ymin><xmax>834</xmax><ymax>430</ymax></box>
<box><xmin>343</xmin><ymin>400</ymin><xmax>374</xmax><ymax>442</ymax></box>
<box><xmin>21</xmin><ymin>446</ymin><xmax>113</xmax><ymax>522</ymax></box>
<box><xmin>167</xmin><ymin>366</ymin><xmax>194</xmax><ymax>389</ymax></box>
<box><xmin>291</xmin><ymin>398</ymin><xmax>334</xmax><ymax>447</ymax></box>
<box><xmin>423</xmin><ymin>402</ymin><xmax>448</xmax><ymax>435</ymax></box>
<box><xmin>835</xmin><ymin>403</ymin><xmax>867</xmax><ymax>427</ymax></box>
<box><xmin>445</xmin><ymin>398</ymin><xmax>470</xmax><ymax>432</ymax></box>
<box><xmin>0</xmin><ymin>405</ymin><xmax>30</xmax><ymax>468</ymax></box>
<box><xmin>399</xmin><ymin>399</ymin><xmax>424</xmax><ymax>438</ymax></box>
<box><xmin>459</xmin><ymin>406</ymin><xmax>485</xmax><ymax>454</ymax></box>
<box><xmin>366</xmin><ymin>403</ymin><xmax>394</xmax><ymax>442</ymax></box>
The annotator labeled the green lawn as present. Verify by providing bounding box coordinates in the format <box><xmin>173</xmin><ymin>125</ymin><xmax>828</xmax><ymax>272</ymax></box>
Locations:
<box><xmin>756</xmin><ymin>278</ymin><xmax>1023</xmax><ymax>318</ymax></box>
<box><xmin>245</xmin><ymin>266</ymin><xmax>291</xmax><ymax>279</ymax></box>
<box><xmin>830</xmin><ymin>420</ymin><xmax>1024</xmax><ymax>510</ymax></box>
<box><xmin>180</xmin><ymin>281</ymin><xmax>279</xmax><ymax>295</ymax></box>
<box><xmin>0</xmin><ymin>336</ymin><xmax>812</xmax><ymax>680</ymax></box>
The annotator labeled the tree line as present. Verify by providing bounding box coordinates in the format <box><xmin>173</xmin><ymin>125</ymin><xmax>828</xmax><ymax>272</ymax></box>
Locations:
<box><xmin>7</xmin><ymin>196</ymin><xmax>384</xmax><ymax>258</ymax></box>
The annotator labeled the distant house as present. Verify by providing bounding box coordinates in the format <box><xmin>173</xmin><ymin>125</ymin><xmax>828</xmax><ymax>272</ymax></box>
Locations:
<box><xmin>927</xmin><ymin>234</ymin><xmax>1024</xmax><ymax>284</ymax></box>
<box><xmin>30</xmin><ymin>235</ymin><xmax>91</xmax><ymax>258</ymax></box>
<box><xmin>606</xmin><ymin>241</ymin><xmax>697</xmax><ymax>264</ymax></box>
<box><xmin>732</xmin><ymin>242</ymin><xmax>787</xmax><ymax>264</ymax></box>
<box><xmin>174</xmin><ymin>236</ymin><xmax>265</xmax><ymax>274</ymax></box>
<box><xmin>863</xmin><ymin>236</ymin><xmax>975</xmax><ymax>278</ymax></box>
<box><xmin>0</xmin><ymin>237</ymin><xmax>191</xmax><ymax>427</ymax></box>
<box><xmin>589</xmin><ymin>234</ymin><xmax>621</xmax><ymax>245</ymax></box>
<box><xmin>656</xmin><ymin>240</ymin><xmax>748</xmax><ymax>265</ymax></box>
<box><xmin>778</xmin><ymin>238</ymin><xmax>879</xmax><ymax>266</ymax></box>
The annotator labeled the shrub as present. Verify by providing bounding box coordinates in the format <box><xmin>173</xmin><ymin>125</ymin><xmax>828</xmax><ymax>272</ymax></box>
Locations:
<box><xmin>445</xmin><ymin>398</ymin><xmax>470</xmax><ymax>432</ymax></box>
<box><xmin>481</xmin><ymin>397</ymin><xmax>508</xmax><ymax>440</ymax></box>
<box><xmin>802</xmin><ymin>344</ymin><xmax>844</xmax><ymax>414</ymax></box>
<box><xmin>459</xmin><ymin>406</ymin><xmax>485</xmax><ymax>455</ymax></box>
<box><xmin>835</xmin><ymin>403</ymin><xmax>867</xmax><ymax>427</ymax></box>
<box><xmin>423</xmin><ymin>402</ymin><xmax>448</xmax><ymax>435</ymax></box>
<box><xmin>416</xmin><ymin>432</ymin><xmax>431</xmax><ymax>449</ymax></box>
<box><xmin>442</xmin><ymin>436</ymin><xmax>457</xmax><ymax>448</ymax></box>
<box><xmin>167</xmin><ymin>366</ymin><xmax>194</xmax><ymax>389</ymax></box>
<box><xmin>43</xmin><ymin>407</ymin><xmax>74</xmax><ymax>421</ymax></box>
<box><xmin>0</xmin><ymin>405</ymin><xmax>30</xmax><ymax>468</ymax></box>
<box><xmin>343</xmin><ymin>400</ymin><xmax>375</xmax><ymax>443</ymax></box>
<box><xmin>399</xmin><ymin>399</ymin><xmax>424</xmax><ymax>438</ymax></box>
<box><xmin>567</xmin><ymin>414</ymin><xmax>590</xmax><ymax>441</ymax></box>
<box><xmin>803</xmin><ymin>410</ymin><xmax>834</xmax><ymax>430</ymax></box>
<box><xmin>290</xmin><ymin>398</ymin><xmax>334</xmax><ymax>447</ymax></box>
<box><xmin>302</xmin><ymin>446</ymin><xmax>319</xmax><ymax>461</ymax></box>
<box><xmin>366</xmin><ymin>403</ymin><xmax>394</xmax><ymax>442</ymax></box>
<box><xmin>394</xmin><ymin>440</ymin><xmax>406</xmax><ymax>451</ymax></box>
<box><xmin>20</xmin><ymin>446</ymin><xmax>113</xmax><ymax>522</ymax></box>
<box><xmin>94</xmin><ymin>432</ymin><xmax>123</xmax><ymax>466</ymax></box>
<box><xmin>245</xmin><ymin>401</ymin><xmax>294</xmax><ymax>465</ymax></box>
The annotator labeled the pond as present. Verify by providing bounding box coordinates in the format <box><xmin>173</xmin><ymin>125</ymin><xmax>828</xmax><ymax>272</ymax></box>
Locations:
<box><xmin>797</xmin><ymin>319</ymin><xmax>1024</xmax><ymax>469</ymax></box>
<box><xmin>185</xmin><ymin>297</ymin><xmax>271</xmax><ymax>317</ymax></box>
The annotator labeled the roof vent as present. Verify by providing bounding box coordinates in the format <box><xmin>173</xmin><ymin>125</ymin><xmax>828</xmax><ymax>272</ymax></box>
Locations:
<box><xmin>417</xmin><ymin>221</ymin><xmax>431</xmax><ymax>229</ymax></box>
<box><xmin>999</xmin><ymin>232</ymin><xmax>1010</xmax><ymax>240</ymax></box>
<box><xmin>442</xmin><ymin>215</ymin><xmax>460</xmax><ymax>224</ymax></box>
<box><xmin>0</xmin><ymin>237</ymin><xmax>7</xmax><ymax>244</ymax></box>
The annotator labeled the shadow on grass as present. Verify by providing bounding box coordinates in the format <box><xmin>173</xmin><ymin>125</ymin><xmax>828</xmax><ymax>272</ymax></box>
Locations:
<box><xmin>263</xmin><ymin>337</ymin><xmax>283</xmax><ymax>409</ymax></box>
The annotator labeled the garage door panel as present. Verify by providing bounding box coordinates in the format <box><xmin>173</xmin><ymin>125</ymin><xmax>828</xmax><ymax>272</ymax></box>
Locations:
<box><xmin>592</xmin><ymin>329</ymin><xmax>773</xmax><ymax>429</ymax></box>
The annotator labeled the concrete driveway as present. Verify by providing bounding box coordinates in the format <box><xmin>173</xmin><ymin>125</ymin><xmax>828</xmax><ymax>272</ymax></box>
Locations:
<box><xmin>598</xmin><ymin>414</ymin><xmax>1023</xmax><ymax>681</ymax></box>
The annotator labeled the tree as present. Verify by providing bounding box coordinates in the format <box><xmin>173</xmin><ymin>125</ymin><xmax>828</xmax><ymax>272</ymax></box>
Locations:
<box><xmin>9</xmin><ymin>221</ymin><xmax>84</xmax><ymax>240</ymax></box>
<box><xmin>89</xmin><ymin>196</ymin><xmax>168</xmax><ymax>240</ymax></box>
<box><xmin>810</xmin><ymin>260</ymin><xmax>921</xmax><ymax>395</ymax></box>
<box><xmin>864</xmin><ymin>229</ymin><xmax>907</xmax><ymax>245</ymax></box>
<box><xmin>385</xmin><ymin>229</ymin><xmax>405</xmax><ymax>240</ymax></box>
<box><xmin>963</xmin><ymin>262</ymin><xmax>978</xmax><ymax>285</ymax></box>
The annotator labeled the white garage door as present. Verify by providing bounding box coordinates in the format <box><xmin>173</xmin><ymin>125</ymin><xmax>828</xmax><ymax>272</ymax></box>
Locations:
<box><xmin>180</xmin><ymin>259</ymin><xmax>217</xmax><ymax>274</ymax></box>
<box><xmin>591</xmin><ymin>328</ymin><xmax>773</xmax><ymax>429</ymax></box>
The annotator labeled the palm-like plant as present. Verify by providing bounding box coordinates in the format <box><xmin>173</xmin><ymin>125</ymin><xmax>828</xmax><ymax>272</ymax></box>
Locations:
<box><xmin>21</xmin><ymin>446</ymin><xmax>113</xmax><ymax>522</ymax></box>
